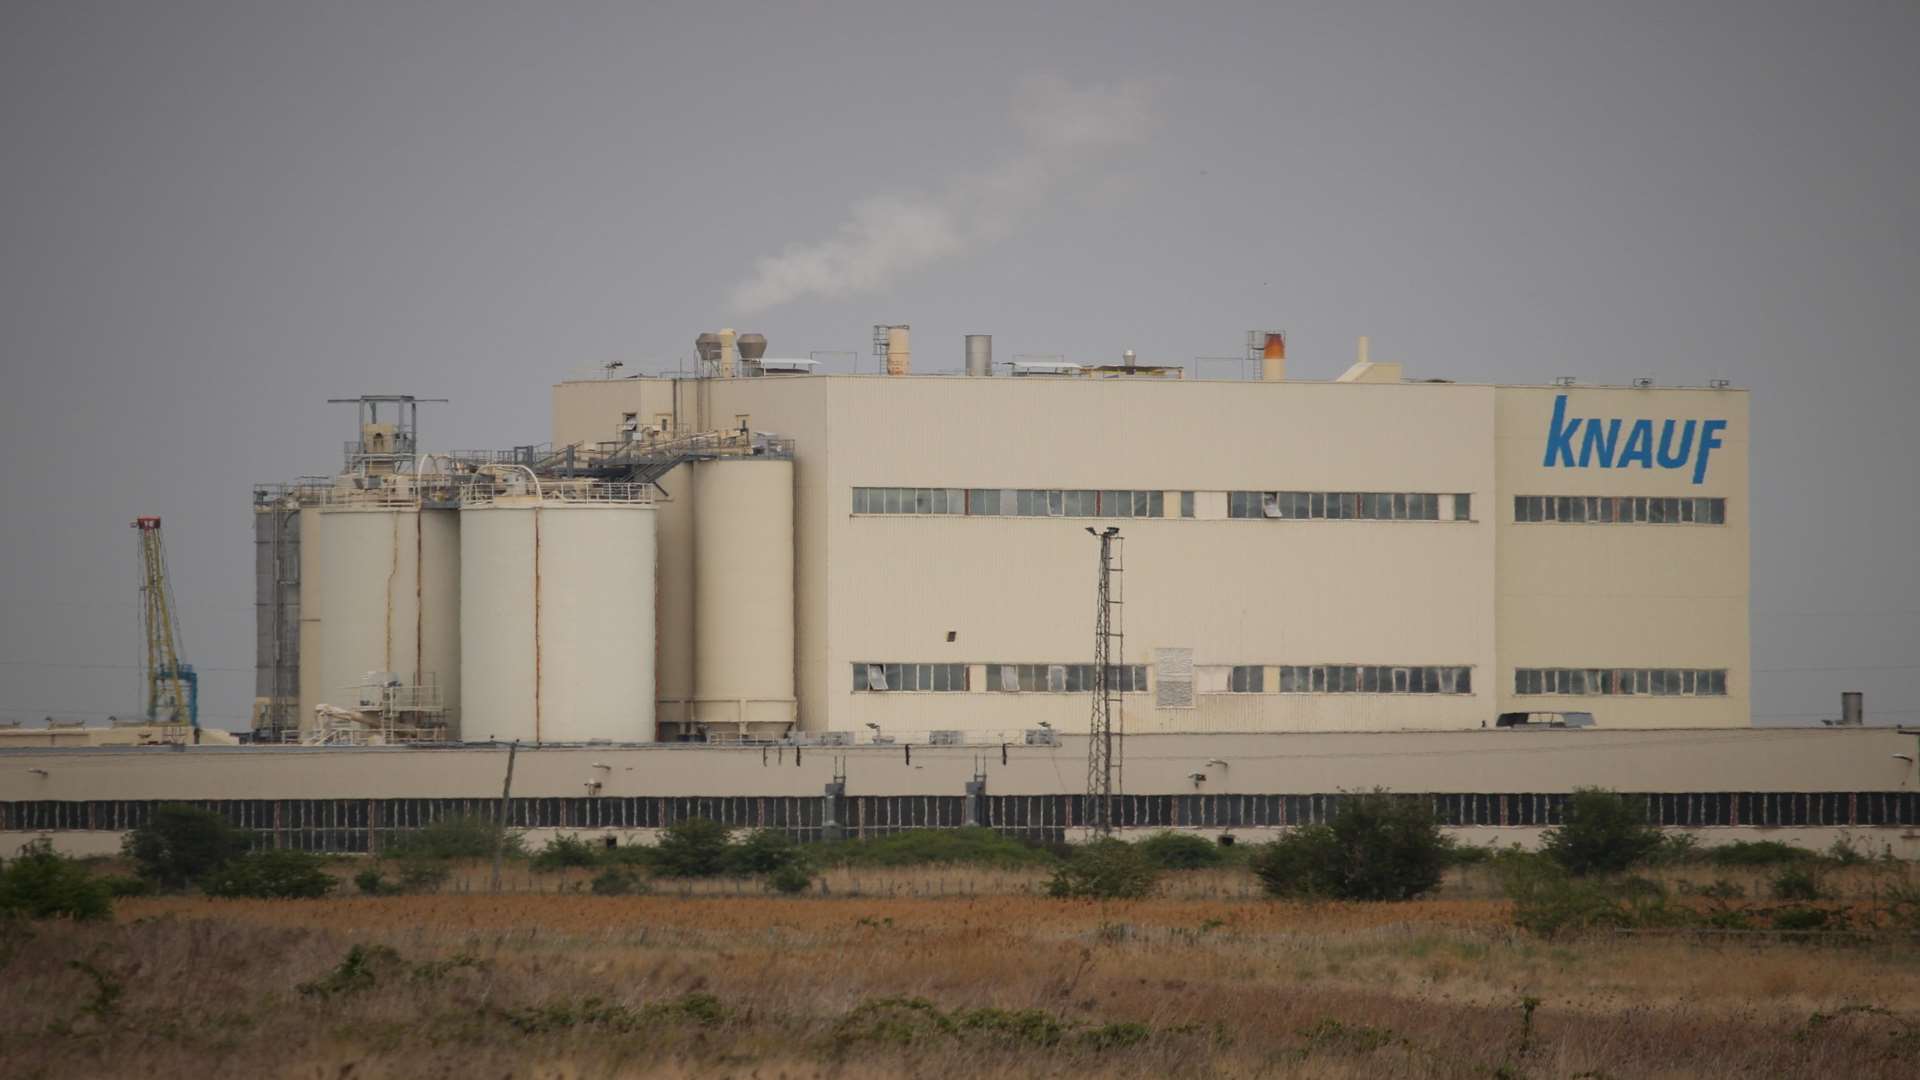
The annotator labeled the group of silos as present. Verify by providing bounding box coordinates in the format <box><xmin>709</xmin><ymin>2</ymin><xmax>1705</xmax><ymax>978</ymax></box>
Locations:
<box><xmin>294</xmin><ymin>460</ymin><xmax>794</xmax><ymax>744</ymax></box>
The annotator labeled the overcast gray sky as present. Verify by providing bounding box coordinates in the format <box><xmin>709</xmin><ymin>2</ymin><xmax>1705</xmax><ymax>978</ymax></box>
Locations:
<box><xmin>2</xmin><ymin>0</ymin><xmax>1915</xmax><ymax>732</ymax></box>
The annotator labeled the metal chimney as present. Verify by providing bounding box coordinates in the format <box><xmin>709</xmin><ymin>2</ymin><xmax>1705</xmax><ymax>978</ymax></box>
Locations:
<box><xmin>965</xmin><ymin>334</ymin><xmax>992</xmax><ymax>377</ymax></box>
<box><xmin>1261</xmin><ymin>332</ymin><xmax>1286</xmax><ymax>381</ymax></box>
<box><xmin>717</xmin><ymin>328</ymin><xmax>739</xmax><ymax>379</ymax></box>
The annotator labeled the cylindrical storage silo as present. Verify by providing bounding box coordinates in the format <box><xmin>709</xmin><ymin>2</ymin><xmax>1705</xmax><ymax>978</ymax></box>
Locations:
<box><xmin>295</xmin><ymin>506</ymin><xmax>328</xmax><ymax>736</ymax></box>
<box><xmin>965</xmin><ymin>334</ymin><xmax>992</xmax><ymax>377</ymax></box>
<box><xmin>460</xmin><ymin>499</ymin><xmax>656</xmax><ymax>743</ymax></box>
<box><xmin>653</xmin><ymin>481</ymin><xmax>696</xmax><ymax>738</ymax></box>
<box><xmin>311</xmin><ymin>506</ymin><xmax>462</xmax><ymax>731</ymax></box>
<box><xmin>692</xmin><ymin>458</ymin><xmax>796</xmax><ymax>736</ymax></box>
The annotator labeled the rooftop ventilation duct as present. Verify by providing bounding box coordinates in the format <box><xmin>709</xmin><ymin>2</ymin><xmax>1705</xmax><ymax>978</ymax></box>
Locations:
<box><xmin>694</xmin><ymin>333</ymin><xmax>723</xmax><ymax>369</ymax></box>
<box><xmin>737</xmin><ymin>333</ymin><xmax>767</xmax><ymax>364</ymax></box>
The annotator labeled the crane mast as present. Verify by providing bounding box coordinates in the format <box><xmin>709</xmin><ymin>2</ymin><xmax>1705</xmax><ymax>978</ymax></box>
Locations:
<box><xmin>132</xmin><ymin>516</ymin><xmax>197</xmax><ymax>734</ymax></box>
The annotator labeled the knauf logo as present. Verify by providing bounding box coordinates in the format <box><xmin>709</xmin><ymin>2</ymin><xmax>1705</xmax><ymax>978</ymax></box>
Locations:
<box><xmin>1542</xmin><ymin>395</ymin><xmax>1727</xmax><ymax>485</ymax></box>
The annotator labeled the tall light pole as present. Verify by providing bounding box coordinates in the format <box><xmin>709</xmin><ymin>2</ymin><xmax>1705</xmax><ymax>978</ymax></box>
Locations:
<box><xmin>1086</xmin><ymin>526</ymin><xmax>1123</xmax><ymax>836</ymax></box>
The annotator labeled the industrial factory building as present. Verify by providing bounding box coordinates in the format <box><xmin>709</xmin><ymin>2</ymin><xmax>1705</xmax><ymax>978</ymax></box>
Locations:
<box><xmin>249</xmin><ymin>327</ymin><xmax>1750</xmax><ymax>746</ymax></box>
<box><xmin>13</xmin><ymin>326</ymin><xmax>1909</xmax><ymax>862</ymax></box>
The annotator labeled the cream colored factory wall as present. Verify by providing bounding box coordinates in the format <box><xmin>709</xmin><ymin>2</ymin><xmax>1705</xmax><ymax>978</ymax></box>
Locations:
<box><xmin>810</xmin><ymin>376</ymin><xmax>1499</xmax><ymax>735</ymax></box>
<box><xmin>1494</xmin><ymin>387</ymin><xmax>1750</xmax><ymax>728</ymax></box>
<box><xmin>551</xmin><ymin>375</ymin><xmax>1751</xmax><ymax>737</ymax></box>
<box><xmin>1</xmin><ymin>729</ymin><xmax>1911</xmax><ymax>801</ymax></box>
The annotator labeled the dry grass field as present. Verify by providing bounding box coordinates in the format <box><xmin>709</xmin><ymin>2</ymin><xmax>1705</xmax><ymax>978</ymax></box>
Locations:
<box><xmin>5</xmin><ymin>863</ymin><xmax>1920</xmax><ymax>1078</ymax></box>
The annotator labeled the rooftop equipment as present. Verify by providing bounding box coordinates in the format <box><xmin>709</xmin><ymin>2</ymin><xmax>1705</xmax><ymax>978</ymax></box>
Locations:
<box><xmin>873</xmin><ymin>324</ymin><xmax>911</xmax><ymax>375</ymax></box>
<box><xmin>753</xmin><ymin>358</ymin><xmax>819</xmax><ymax>375</ymax></box>
<box><xmin>965</xmin><ymin>334</ymin><xmax>992</xmax><ymax>377</ymax></box>
<box><xmin>736</xmin><ymin>332</ymin><xmax>767</xmax><ymax>375</ymax></box>
<box><xmin>1261</xmin><ymin>332</ymin><xmax>1285</xmax><ymax>381</ymax></box>
<box><xmin>1011</xmin><ymin>359</ymin><xmax>1082</xmax><ymax>377</ymax></box>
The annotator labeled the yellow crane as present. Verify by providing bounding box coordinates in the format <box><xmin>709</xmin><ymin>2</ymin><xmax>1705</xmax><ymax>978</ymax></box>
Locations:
<box><xmin>132</xmin><ymin>516</ymin><xmax>198</xmax><ymax>736</ymax></box>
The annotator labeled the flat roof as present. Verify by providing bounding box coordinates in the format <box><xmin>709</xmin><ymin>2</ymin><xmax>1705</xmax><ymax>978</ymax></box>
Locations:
<box><xmin>558</xmin><ymin>372</ymin><xmax>1746</xmax><ymax>392</ymax></box>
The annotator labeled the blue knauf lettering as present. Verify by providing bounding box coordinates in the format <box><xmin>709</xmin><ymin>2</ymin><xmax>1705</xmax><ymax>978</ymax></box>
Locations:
<box><xmin>1542</xmin><ymin>394</ymin><xmax>1580</xmax><ymax>467</ymax></box>
<box><xmin>1693</xmin><ymin>419</ymin><xmax>1726</xmax><ymax>485</ymax></box>
<box><xmin>1578</xmin><ymin>418</ymin><xmax>1622</xmax><ymax>467</ymax></box>
<box><xmin>1543</xmin><ymin>396</ymin><xmax>1726</xmax><ymax>484</ymax></box>
<box><xmin>1617</xmin><ymin>420</ymin><xmax>1655</xmax><ymax>468</ymax></box>
<box><xmin>1656</xmin><ymin>419</ymin><xmax>1696</xmax><ymax>469</ymax></box>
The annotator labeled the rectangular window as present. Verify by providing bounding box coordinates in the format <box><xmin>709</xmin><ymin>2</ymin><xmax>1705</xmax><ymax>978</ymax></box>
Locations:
<box><xmin>1229</xmin><ymin>665</ymin><xmax>1264</xmax><ymax>693</ymax></box>
<box><xmin>1180</xmin><ymin>491</ymin><xmax>1194</xmax><ymax>518</ymax></box>
<box><xmin>1513</xmin><ymin>667</ymin><xmax>1729</xmax><ymax>698</ymax></box>
<box><xmin>856</xmin><ymin>663</ymin><xmax>966</xmax><ymax>692</ymax></box>
<box><xmin>1454</xmin><ymin>494</ymin><xmax>1471</xmax><ymax>521</ymax></box>
<box><xmin>1515</xmin><ymin>494</ymin><xmax>1728</xmax><ymax>525</ymax></box>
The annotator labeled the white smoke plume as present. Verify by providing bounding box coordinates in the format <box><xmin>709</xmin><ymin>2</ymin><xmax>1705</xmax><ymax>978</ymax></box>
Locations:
<box><xmin>730</xmin><ymin>76</ymin><xmax>1158</xmax><ymax>312</ymax></box>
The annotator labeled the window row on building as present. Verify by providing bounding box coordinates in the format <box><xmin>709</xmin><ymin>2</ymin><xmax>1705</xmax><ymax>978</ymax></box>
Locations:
<box><xmin>852</xmin><ymin>662</ymin><xmax>1470</xmax><ymax>695</ymax></box>
<box><xmin>1514</xmin><ymin>667</ymin><xmax>1729</xmax><ymax>696</ymax></box>
<box><xmin>1513</xmin><ymin>495</ymin><xmax>1726</xmax><ymax>525</ymax></box>
<box><xmin>1228</xmin><ymin>491</ymin><xmax>1469</xmax><ymax>521</ymax></box>
<box><xmin>1264</xmin><ymin>664</ymin><xmax>1474</xmax><ymax>695</ymax></box>
<box><xmin>853</xmin><ymin>663</ymin><xmax>971</xmax><ymax>692</ymax></box>
<box><xmin>853</xmin><ymin>487</ymin><xmax>1171</xmax><ymax>518</ymax></box>
<box><xmin>987</xmin><ymin>664</ymin><xmax>1149</xmax><ymax>693</ymax></box>
<box><xmin>852</xmin><ymin>662</ymin><xmax>1150</xmax><ymax>693</ymax></box>
<box><xmin>9</xmin><ymin>791</ymin><xmax>1915</xmax><ymax>851</ymax></box>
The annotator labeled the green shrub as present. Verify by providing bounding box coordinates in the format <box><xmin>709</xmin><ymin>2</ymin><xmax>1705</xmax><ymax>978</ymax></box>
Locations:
<box><xmin>385</xmin><ymin>814</ymin><xmax>523</xmax><ymax>860</ymax></box>
<box><xmin>599</xmin><ymin>844</ymin><xmax>655</xmax><ymax>866</ymax></box>
<box><xmin>1706</xmin><ymin>840</ymin><xmax>1814</xmax><ymax>867</ymax></box>
<box><xmin>1445</xmin><ymin>843</ymin><xmax>1502</xmax><ymax>866</ymax></box>
<box><xmin>1770</xmin><ymin>864</ymin><xmax>1826</xmax><ymax>901</ymax></box>
<box><xmin>393</xmin><ymin>858</ymin><xmax>451</xmax><ymax>893</ymax></box>
<box><xmin>1826</xmin><ymin>836</ymin><xmax>1870</xmax><ymax>865</ymax></box>
<box><xmin>100</xmin><ymin>875</ymin><xmax>155</xmax><ymax>898</ymax></box>
<box><xmin>823</xmin><ymin>828</ymin><xmax>1059</xmax><ymax>868</ymax></box>
<box><xmin>203</xmin><ymin>849</ymin><xmax>336</xmax><ymax>899</ymax></box>
<box><xmin>1249</xmin><ymin>826</ymin><xmax>1338</xmax><ymax>898</ymax></box>
<box><xmin>1136</xmin><ymin>831</ymin><xmax>1227</xmax><ymax>870</ymax></box>
<box><xmin>1045</xmin><ymin>840</ymin><xmax>1159</xmax><ymax>900</ymax></box>
<box><xmin>1499</xmin><ymin>856</ymin><xmax>1696</xmax><ymax>936</ymax></box>
<box><xmin>1250</xmin><ymin>791</ymin><xmax>1451</xmax><ymax>901</ymax></box>
<box><xmin>1642</xmin><ymin>832</ymin><xmax>1703</xmax><ymax>866</ymax></box>
<box><xmin>1771</xmin><ymin>906</ymin><xmax>1838</xmax><ymax>932</ymax></box>
<box><xmin>1540</xmin><ymin>789</ymin><xmax>1663</xmax><ymax>876</ymax></box>
<box><xmin>0</xmin><ymin>840</ymin><xmax>112</xmax><ymax>920</ymax></box>
<box><xmin>590</xmin><ymin>865</ymin><xmax>649</xmax><ymax>895</ymax></box>
<box><xmin>354</xmin><ymin>868</ymin><xmax>401</xmax><ymax>896</ymax></box>
<box><xmin>531</xmin><ymin>833</ymin><xmax>603</xmax><ymax>871</ymax></box>
<box><xmin>122</xmin><ymin>803</ymin><xmax>251</xmax><ymax>890</ymax></box>
<box><xmin>767</xmin><ymin>861</ymin><xmax>814</xmax><ymax>895</ymax></box>
<box><xmin>1498</xmin><ymin>854</ymin><xmax>1630</xmax><ymax>937</ymax></box>
<box><xmin>728</xmin><ymin>829</ymin><xmax>806</xmax><ymax>875</ymax></box>
<box><xmin>650</xmin><ymin>818</ymin><xmax>733</xmax><ymax>877</ymax></box>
